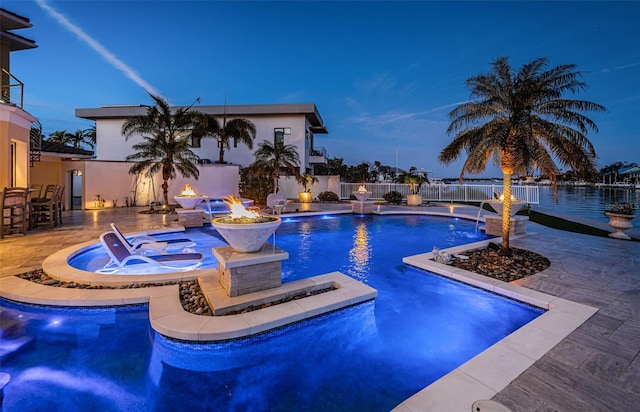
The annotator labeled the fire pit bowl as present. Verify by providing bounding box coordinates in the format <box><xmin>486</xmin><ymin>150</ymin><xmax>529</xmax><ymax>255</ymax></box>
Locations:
<box><xmin>174</xmin><ymin>184</ymin><xmax>204</xmax><ymax>209</ymax></box>
<box><xmin>174</xmin><ymin>196</ymin><xmax>204</xmax><ymax>209</ymax></box>
<box><xmin>212</xmin><ymin>217</ymin><xmax>281</xmax><ymax>253</ymax></box>
<box><xmin>211</xmin><ymin>195</ymin><xmax>282</xmax><ymax>252</ymax></box>
<box><xmin>353</xmin><ymin>185</ymin><xmax>372</xmax><ymax>202</ymax></box>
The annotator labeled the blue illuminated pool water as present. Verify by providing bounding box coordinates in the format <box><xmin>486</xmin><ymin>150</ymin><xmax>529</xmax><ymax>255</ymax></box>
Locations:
<box><xmin>2</xmin><ymin>215</ymin><xmax>543</xmax><ymax>411</ymax></box>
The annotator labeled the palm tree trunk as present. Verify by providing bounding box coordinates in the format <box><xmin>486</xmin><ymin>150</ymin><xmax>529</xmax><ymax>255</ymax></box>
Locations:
<box><xmin>500</xmin><ymin>172</ymin><xmax>513</xmax><ymax>256</ymax></box>
<box><xmin>162</xmin><ymin>179</ymin><xmax>169</xmax><ymax>208</ymax></box>
<box><xmin>218</xmin><ymin>147</ymin><xmax>225</xmax><ymax>164</ymax></box>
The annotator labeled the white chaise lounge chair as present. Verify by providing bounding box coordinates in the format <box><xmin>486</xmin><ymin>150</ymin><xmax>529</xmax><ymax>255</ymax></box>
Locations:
<box><xmin>266</xmin><ymin>193</ymin><xmax>287</xmax><ymax>215</ymax></box>
<box><xmin>98</xmin><ymin>232</ymin><xmax>203</xmax><ymax>273</ymax></box>
<box><xmin>110</xmin><ymin>223</ymin><xmax>195</xmax><ymax>255</ymax></box>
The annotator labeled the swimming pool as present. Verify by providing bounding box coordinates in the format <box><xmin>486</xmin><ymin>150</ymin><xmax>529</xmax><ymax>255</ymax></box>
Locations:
<box><xmin>1</xmin><ymin>214</ymin><xmax>543</xmax><ymax>411</ymax></box>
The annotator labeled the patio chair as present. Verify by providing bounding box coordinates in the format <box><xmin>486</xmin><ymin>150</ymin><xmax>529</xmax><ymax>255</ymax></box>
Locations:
<box><xmin>98</xmin><ymin>232</ymin><xmax>203</xmax><ymax>273</ymax></box>
<box><xmin>1</xmin><ymin>187</ymin><xmax>29</xmax><ymax>239</ymax></box>
<box><xmin>109</xmin><ymin>223</ymin><xmax>195</xmax><ymax>255</ymax></box>
<box><xmin>31</xmin><ymin>185</ymin><xmax>61</xmax><ymax>229</ymax></box>
<box><xmin>266</xmin><ymin>193</ymin><xmax>287</xmax><ymax>215</ymax></box>
<box><xmin>32</xmin><ymin>184</ymin><xmax>56</xmax><ymax>203</ymax></box>
<box><xmin>29</xmin><ymin>184</ymin><xmax>43</xmax><ymax>200</ymax></box>
<box><xmin>55</xmin><ymin>185</ymin><xmax>65</xmax><ymax>226</ymax></box>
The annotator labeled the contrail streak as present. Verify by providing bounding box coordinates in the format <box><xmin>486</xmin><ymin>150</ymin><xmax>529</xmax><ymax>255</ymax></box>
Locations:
<box><xmin>36</xmin><ymin>0</ymin><xmax>162</xmax><ymax>97</ymax></box>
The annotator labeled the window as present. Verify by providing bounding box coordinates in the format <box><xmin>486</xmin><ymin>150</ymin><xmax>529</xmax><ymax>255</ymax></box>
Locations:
<box><xmin>189</xmin><ymin>135</ymin><xmax>202</xmax><ymax>148</ymax></box>
<box><xmin>274</xmin><ymin>127</ymin><xmax>291</xmax><ymax>145</ymax></box>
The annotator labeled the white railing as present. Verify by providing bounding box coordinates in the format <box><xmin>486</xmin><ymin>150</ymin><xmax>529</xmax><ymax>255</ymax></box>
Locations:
<box><xmin>340</xmin><ymin>183</ymin><xmax>539</xmax><ymax>204</ymax></box>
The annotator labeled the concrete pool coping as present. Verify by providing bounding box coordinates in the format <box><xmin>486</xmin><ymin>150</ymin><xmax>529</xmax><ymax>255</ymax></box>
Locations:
<box><xmin>393</xmin><ymin>235</ymin><xmax>598</xmax><ymax>411</ymax></box>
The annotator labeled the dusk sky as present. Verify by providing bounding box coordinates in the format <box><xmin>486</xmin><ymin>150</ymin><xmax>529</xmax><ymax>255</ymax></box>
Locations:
<box><xmin>6</xmin><ymin>0</ymin><xmax>640</xmax><ymax>178</ymax></box>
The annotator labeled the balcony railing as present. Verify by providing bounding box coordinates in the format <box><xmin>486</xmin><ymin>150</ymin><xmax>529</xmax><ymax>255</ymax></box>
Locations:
<box><xmin>309</xmin><ymin>147</ymin><xmax>327</xmax><ymax>164</ymax></box>
<box><xmin>30</xmin><ymin>120</ymin><xmax>42</xmax><ymax>166</ymax></box>
<box><xmin>1</xmin><ymin>68</ymin><xmax>24</xmax><ymax>109</ymax></box>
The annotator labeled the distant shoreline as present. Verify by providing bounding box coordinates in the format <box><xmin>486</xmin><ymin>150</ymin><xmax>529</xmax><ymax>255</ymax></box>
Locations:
<box><xmin>441</xmin><ymin>179</ymin><xmax>640</xmax><ymax>190</ymax></box>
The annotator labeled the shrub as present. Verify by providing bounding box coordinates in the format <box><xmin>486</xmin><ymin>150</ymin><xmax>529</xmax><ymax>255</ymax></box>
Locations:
<box><xmin>318</xmin><ymin>191</ymin><xmax>339</xmax><ymax>202</ymax></box>
<box><xmin>239</xmin><ymin>167</ymin><xmax>273</xmax><ymax>206</ymax></box>
<box><xmin>605</xmin><ymin>202</ymin><xmax>637</xmax><ymax>215</ymax></box>
<box><xmin>383</xmin><ymin>191</ymin><xmax>403</xmax><ymax>204</ymax></box>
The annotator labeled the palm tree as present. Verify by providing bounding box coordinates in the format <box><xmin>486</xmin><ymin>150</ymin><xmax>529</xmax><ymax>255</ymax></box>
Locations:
<box><xmin>217</xmin><ymin>117</ymin><xmax>256</xmax><ymax>164</ymax></box>
<box><xmin>66</xmin><ymin>129</ymin><xmax>94</xmax><ymax>149</ymax></box>
<box><xmin>192</xmin><ymin>111</ymin><xmax>256</xmax><ymax>164</ymax></box>
<box><xmin>249</xmin><ymin>140</ymin><xmax>301</xmax><ymax>194</ymax></box>
<box><xmin>121</xmin><ymin>94</ymin><xmax>201</xmax><ymax>207</ymax></box>
<box><xmin>609</xmin><ymin>161</ymin><xmax>625</xmax><ymax>184</ymax></box>
<box><xmin>46</xmin><ymin>128</ymin><xmax>95</xmax><ymax>149</ymax></box>
<box><xmin>439</xmin><ymin>57</ymin><xmax>605</xmax><ymax>255</ymax></box>
<box><xmin>47</xmin><ymin>130</ymin><xmax>71</xmax><ymax>145</ymax></box>
<box><xmin>85</xmin><ymin>124</ymin><xmax>97</xmax><ymax>149</ymax></box>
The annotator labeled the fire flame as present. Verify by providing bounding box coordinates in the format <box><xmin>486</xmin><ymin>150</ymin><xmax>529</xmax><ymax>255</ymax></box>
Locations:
<box><xmin>357</xmin><ymin>185</ymin><xmax>368</xmax><ymax>193</ymax></box>
<box><xmin>180</xmin><ymin>184</ymin><xmax>198</xmax><ymax>197</ymax></box>
<box><xmin>223</xmin><ymin>195</ymin><xmax>261</xmax><ymax>219</ymax></box>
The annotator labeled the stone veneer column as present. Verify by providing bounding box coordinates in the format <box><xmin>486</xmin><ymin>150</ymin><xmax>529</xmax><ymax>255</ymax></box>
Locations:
<box><xmin>484</xmin><ymin>215</ymin><xmax>528</xmax><ymax>237</ymax></box>
<box><xmin>213</xmin><ymin>243</ymin><xmax>288</xmax><ymax>297</ymax></box>
<box><xmin>351</xmin><ymin>200</ymin><xmax>375</xmax><ymax>214</ymax></box>
<box><xmin>176</xmin><ymin>209</ymin><xmax>205</xmax><ymax>227</ymax></box>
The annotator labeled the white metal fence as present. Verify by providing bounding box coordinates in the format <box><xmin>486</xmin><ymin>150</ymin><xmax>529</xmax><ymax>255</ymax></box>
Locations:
<box><xmin>340</xmin><ymin>183</ymin><xmax>539</xmax><ymax>204</ymax></box>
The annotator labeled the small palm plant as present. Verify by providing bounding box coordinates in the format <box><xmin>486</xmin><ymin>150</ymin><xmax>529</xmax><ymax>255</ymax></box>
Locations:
<box><xmin>395</xmin><ymin>167</ymin><xmax>429</xmax><ymax>197</ymax></box>
<box><xmin>296</xmin><ymin>173</ymin><xmax>319</xmax><ymax>193</ymax></box>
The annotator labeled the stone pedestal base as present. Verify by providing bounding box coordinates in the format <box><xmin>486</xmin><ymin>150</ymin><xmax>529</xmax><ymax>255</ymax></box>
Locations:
<box><xmin>176</xmin><ymin>208</ymin><xmax>204</xmax><ymax>227</ymax></box>
<box><xmin>351</xmin><ymin>200</ymin><xmax>375</xmax><ymax>214</ymax></box>
<box><xmin>485</xmin><ymin>215</ymin><xmax>528</xmax><ymax>237</ymax></box>
<box><xmin>213</xmin><ymin>243</ymin><xmax>288</xmax><ymax>297</ymax></box>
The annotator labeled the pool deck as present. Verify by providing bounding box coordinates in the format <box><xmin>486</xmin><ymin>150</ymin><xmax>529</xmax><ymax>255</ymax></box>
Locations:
<box><xmin>1</xmin><ymin>203</ymin><xmax>638</xmax><ymax>411</ymax></box>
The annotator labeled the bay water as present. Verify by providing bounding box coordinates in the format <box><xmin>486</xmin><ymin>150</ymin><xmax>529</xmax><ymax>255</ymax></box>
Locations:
<box><xmin>533</xmin><ymin>185</ymin><xmax>639</xmax><ymax>225</ymax></box>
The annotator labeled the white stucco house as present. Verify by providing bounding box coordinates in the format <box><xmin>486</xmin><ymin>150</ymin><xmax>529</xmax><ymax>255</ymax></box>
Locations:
<box><xmin>71</xmin><ymin>103</ymin><xmax>333</xmax><ymax>209</ymax></box>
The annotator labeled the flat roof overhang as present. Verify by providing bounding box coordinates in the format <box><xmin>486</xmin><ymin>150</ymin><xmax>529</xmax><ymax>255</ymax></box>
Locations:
<box><xmin>309</xmin><ymin>126</ymin><xmax>328</xmax><ymax>134</ymax></box>
<box><xmin>76</xmin><ymin>103</ymin><xmax>328</xmax><ymax>129</ymax></box>
<box><xmin>0</xmin><ymin>31</ymin><xmax>37</xmax><ymax>51</ymax></box>
<box><xmin>0</xmin><ymin>8</ymin><xmax>33</xmax><ymax>31</ymax></box>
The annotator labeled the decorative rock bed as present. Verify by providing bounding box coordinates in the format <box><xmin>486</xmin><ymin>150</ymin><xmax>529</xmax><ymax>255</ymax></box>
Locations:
<box><xmin>15</xmin><ymin>270</ymin><xmax>338</xmax><ymax>317</ymax></box>
<box><xmin>445</xmin><ymin>242</ymin><xmax>551</xmax><ymax>282</ymax></box>
<box><xmin>17</xmin><ymin>270</ymin><xmax>177</xmax><ymax>289</ymax></box>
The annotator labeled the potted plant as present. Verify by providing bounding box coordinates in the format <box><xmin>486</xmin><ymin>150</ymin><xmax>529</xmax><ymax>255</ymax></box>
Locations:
<box><xmin>400</xmin><ymin>168</ymin><xmax>429</xmax><ymax>206</ymax></box>
<box><xmin>296</xmin><ymin>173</ymin><xmax>318</xmax><ymax>203</ymax></box>
<box><xmin>604</xmin><ymin>202</ymin><xmax>637</xmax><ymax>240</ymax></box>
